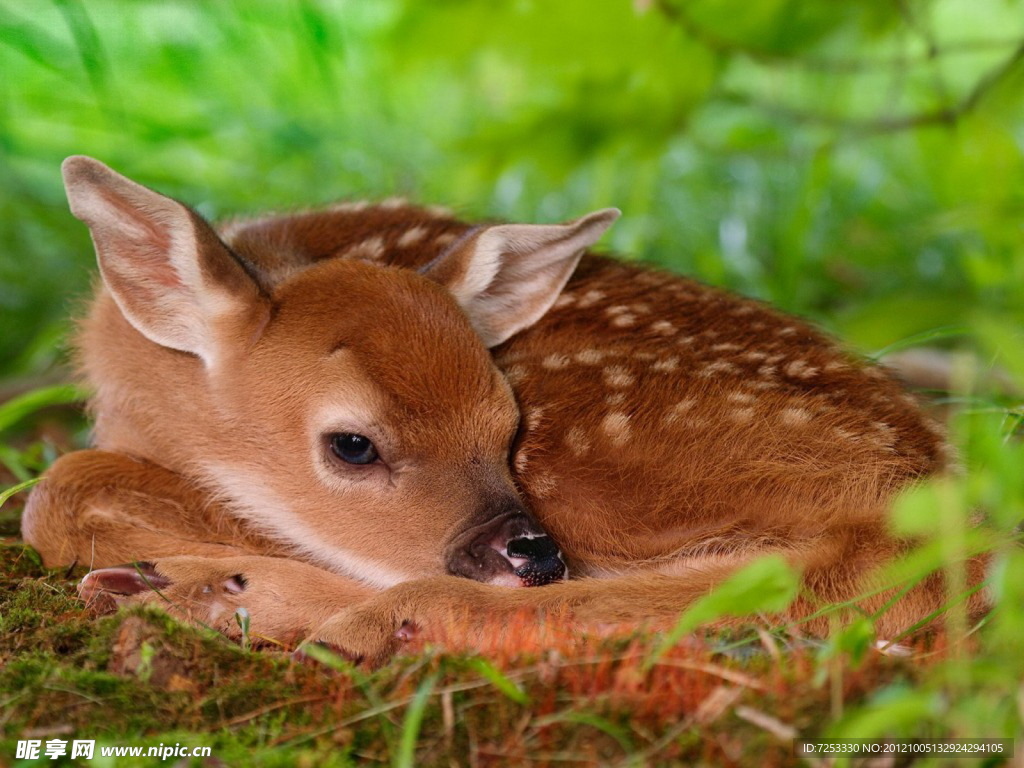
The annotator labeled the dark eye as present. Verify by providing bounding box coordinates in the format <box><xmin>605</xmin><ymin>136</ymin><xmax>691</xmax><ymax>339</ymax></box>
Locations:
<box><xmin>329</xmin><ymin>433</ymin><xmax>379</xmax><ymax>465</ymax></box>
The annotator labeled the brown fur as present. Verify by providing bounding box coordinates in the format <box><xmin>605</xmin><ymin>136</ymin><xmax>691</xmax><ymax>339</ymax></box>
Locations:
<box><xmin>22</xmin><ymin>157</ymin><xmax>988</xmax><ymax>665</ymax></box>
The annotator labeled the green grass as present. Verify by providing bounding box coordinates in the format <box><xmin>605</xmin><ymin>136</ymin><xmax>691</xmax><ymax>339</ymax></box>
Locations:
<box><xmin>2</xmin><ymin>1</ymin><xmax>1024</xmax><ymax>765</ymax></box>
<box><xmin>0</xmin><ymin>538</ymin><xmax>1006</xmax><ymax>767</ymax></box>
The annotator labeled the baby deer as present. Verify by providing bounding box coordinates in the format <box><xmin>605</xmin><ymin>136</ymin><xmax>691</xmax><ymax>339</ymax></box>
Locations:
<box><xmin>22</xmin><ymin>156</ymin><xmax>987</xmax><ymax>664</ymax></box>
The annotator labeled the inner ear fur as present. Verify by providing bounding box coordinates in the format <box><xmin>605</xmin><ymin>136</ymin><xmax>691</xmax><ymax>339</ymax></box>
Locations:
<box><xmin>423</xmin><ymin>208</ymin><xmax>620</xmax><ymax>347</ymax></box>
<box><xmin>62</xmin><ymin>155</ymin><xmax>269</xmax><ymax>366</ymax></box>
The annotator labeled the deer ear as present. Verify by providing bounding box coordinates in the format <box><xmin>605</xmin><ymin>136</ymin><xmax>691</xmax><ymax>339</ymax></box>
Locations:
<box><xmin>423</xmin><ymin>208</ymin><xmax>620</xmax><ymax>347</ymax></box>
<box><xmin>62</xmin><ymin>156</ymin><xmax>268</xmax><ymax>366</ymax></box>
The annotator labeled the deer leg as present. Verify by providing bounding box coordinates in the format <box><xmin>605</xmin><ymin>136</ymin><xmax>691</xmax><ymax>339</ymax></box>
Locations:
<box><xmin>78</xmin><ymin>555</ymin><xmax>377</xmax><ymax>646</ymax></box>
<box><xmin>22</xmin><ymin>450</ymin><xmax>378</xmax><ymax>645</ymax></box>
<box><xmin>21</xmin><ymin>449</ymin><xmax>278</xmax><ymax>568</ymax></box>
<box><xmin>302</xmin><ymin>532</ymin><xmax>991</xmax><ymax>666</ymax></box>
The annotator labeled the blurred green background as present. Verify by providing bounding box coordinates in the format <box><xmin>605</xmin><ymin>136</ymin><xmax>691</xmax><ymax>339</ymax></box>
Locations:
<box><xmin>1</xmin><ymin>0</ymin><xmax>1023</xmax><ymax>383</ymax></box>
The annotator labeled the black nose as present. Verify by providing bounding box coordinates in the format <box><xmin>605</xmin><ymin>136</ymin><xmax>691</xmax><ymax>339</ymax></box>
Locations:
<box><xmin>446</xmin><ymin>512</ymin><xmax>567</xmax><ymax>587</ymax></box>
<box><xmin>506</xmin><ymin>534</ymin><xmax>565</xmax><ymax>586</ymax></box>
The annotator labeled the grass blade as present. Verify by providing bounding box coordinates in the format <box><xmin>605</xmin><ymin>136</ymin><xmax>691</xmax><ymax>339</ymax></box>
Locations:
<box><xmin>469</xmin><ymin>657</ymin><xmax>530</xmax><ymax>705</ymax></box>
<box><xmin>51</xmin><ymin>0</ymin><xmax>111</xmax><ymax>101</ymax></box>
<box><xmin>0</xmin><ymin>384</ymin><xmax>86</xmax><ymax>435</ymax></box>
<box><xmin>0</xmin><ymin>477</ymin><xmax>43</xmax><ymax>509</ymax></box>
<box><xmin>534</xmin><ymin>711</ymin><xmax>636</xmax><ymax>754</ymax></box>
<box><xmin>0</xmin><ymin>7</ymin><xmax>76</xmax><ymax>74</ymax></box>
<box><xmin>0</xmin><ymin>444</ymin><xmax>33</xmax><ymax>482</ymax></box>
<box><xmin>647</xmin><ymin>554</ymin><xmax>799</xmax><ymax>668</ymax></box>
<box><xmin>870</xmin><ymin>326</ymin><xmax>971</xmax><ymax>360</ymax></box>
<box><xmin>394</xmin><ymin>671</ymin><xmax>439</xmax><ymax>768</ymax></box>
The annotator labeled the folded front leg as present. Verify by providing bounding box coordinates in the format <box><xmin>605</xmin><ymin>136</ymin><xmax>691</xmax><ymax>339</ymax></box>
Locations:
<box><xmin>305</xmin><ymin>534</ymin><xmax>991</xmax><ymax>666</ymax></box>
<box><xmin>80</xmin><ymin>555</ymin><xmax>378</xmax><ymax>646</ymax></box>
<box><xmin>22</xmin><ymin>449</ymin><xmax>285</xmax><ymax>568</ymax></box>
<box><xmin>305</xmin><ymin>563</ymin><xmax>747</xmax><ymax>666</ymax></box>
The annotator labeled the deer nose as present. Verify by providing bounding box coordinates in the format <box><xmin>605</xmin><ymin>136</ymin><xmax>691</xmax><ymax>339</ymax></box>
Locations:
<box><xmin>504</xmin><ymin>533</ymin><xmax>566</xmax><ymax>587</ymax></box>
<box><xmin>446</xmin><ymin>511</ymin><xmax>567</xmax><ymax>587</ymax></box>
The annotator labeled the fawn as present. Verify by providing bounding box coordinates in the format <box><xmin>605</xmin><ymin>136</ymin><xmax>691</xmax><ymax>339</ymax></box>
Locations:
<box><xmin>21</xmin><ymin>156</ymin><xmax>988</xmax><ymax>664</ymax></box>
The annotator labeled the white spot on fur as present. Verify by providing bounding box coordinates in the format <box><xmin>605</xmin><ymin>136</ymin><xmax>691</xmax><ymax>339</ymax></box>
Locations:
<box><xmin>514</xmin><ymin>450</ymin><xmax>529</xmax><ymax>473</ymax></box>
<box><xmin>612</xmin><ymin>313</ymin><xmax>637</xmax><ymax>328</ymax></box>
<box><xmin>397</xmin><ymin>226</ymin><xmax>428</xmax><ymax>248</ymax></box>
<box><xmin>606</xmin><ymin>392</ymin><xmax>626</xmax><ymax>406</ymax></box>
<box><xmin>664</xmin><ymin>399</ymin><xmax>696</xmax><ymax>426</ymax></box>
<box><xmin>780</xmin><ymin>407</ymin><xmax>811</xmax><ymax>426</ymax></box>
<box><xmin>525</xmin><ymin>407</ymin><xmax>546</xmax><ymax>431</ymax></box>
<box><xmin>651</xmin><ymin>357</ymin><xmax>679</xmax><ymax>373</ymax></box>
<box><xmin>552</xmin><ymin>293</ymin><xmax>576</xmax><ymax>309</ymax></box>
<box><xmin>427</xmin><ymin>204</ymin><xmax>453</xmax><ymax>218</ymax></box>
<box><xmin>434</xmin><ymin>232</ymin><xmax>458</xmax><ymax>247</ymax></box>
<box><xmin>564</xmin><ymin>426</ymin><xmax>591</xmax><ymax>456</ymax></box>
<box><xmin>606</xmin><ymin>305</ymin><xmax>630</xmax><ymax>316</ymax></box>
<box><xmin>379</xmin><ymin>196</ymin><xmax>408</xmax><ymax>209</ymax></box>
<box><xmin>711</xmin><ymin>342</ymin><xmax>742</xmax><ymax>353</ymax></box>
<box><xmin>577</xmin><ymin>290</ymin><xmax>606</xmax><ymax>308</ymax></box>
<box><xmin>330</xmin><ymin>200</ymin><xmax>369</xmax><ymax>212</ymax></box>
<box><xmin>871</xmin><ymin>421</ymin><xmax>896</xmax><ymax>445</ymax></box>
<box><xmin>699</xmin><ymin>360</ymin><xmax>738</xmax><ymax>377</ymax></box>
<box><xmin>651</xmin><ymin>320</ymin><xmax>676</xmax><ymax>335</ymax></box>
<box><xmin>346</xmin><ymin>235</ymin><xmax>386</xmax><ymax>261</ymax></box>
<box><xmin>542</xmin><ymin>354</ymin><xmax>571</xmax><ymax>370</ymax></box>
<box><xmin>785</xmin><ymin>360</ymin><xmax>819</xmax><ymax>379</ymax></box>
<box><xmin>601</xmin><ymin>412</ymin><xmax>631</xmax><ymax>445</ymax></box>
<box><xmin>603</xmin><ymin>365</ymin><xmax>635</xmax><ymax>388</ymax></box>
<box><xmin>728</xmin><ymin>391</ymin><xmax>755</xmax><ymax>403</ymax></box>
<box><xmin>576</xmin><ymin>349</ymin><xmax>607</xmax><ymax>365</ymax></box>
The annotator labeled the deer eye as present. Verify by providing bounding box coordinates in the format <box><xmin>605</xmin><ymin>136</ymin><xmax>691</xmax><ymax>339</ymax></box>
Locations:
<box><xmin>329</xmin><ymin>433</ymin><xmax>379</xmax><ymax>465</ymax></box>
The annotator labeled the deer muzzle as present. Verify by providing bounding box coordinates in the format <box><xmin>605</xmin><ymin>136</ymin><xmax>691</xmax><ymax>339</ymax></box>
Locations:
<box><xmin>445</xmin><ymin>510</ymin><xmax>567</xmax><ymax>587</ymax></box>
